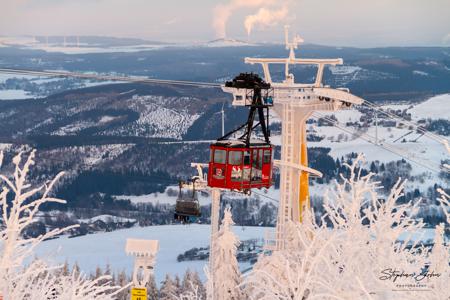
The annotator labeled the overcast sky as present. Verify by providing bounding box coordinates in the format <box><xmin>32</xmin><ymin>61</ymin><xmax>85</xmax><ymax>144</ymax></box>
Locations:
<box><xmin>1</xmin><ymin>0</ymin><xmax>449</xmax><ymax>47</ymax></box>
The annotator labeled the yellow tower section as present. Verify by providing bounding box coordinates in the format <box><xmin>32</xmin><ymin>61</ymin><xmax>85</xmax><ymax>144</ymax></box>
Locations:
<box><xmin>298</xmin><ymin>123</ymin><xmax>309</xmax><ymax>222</ymax></box>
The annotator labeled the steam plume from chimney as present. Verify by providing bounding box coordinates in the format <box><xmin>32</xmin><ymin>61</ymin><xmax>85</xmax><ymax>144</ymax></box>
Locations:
<box><xmin>244</xmin><ymin>5</ymin><xmax>289</xmax><ymax>36</ymax></box>
<box><xmin>213</xmin><ymin>0</ymin><xmax>276</xmax><ymax>38</ymax></box>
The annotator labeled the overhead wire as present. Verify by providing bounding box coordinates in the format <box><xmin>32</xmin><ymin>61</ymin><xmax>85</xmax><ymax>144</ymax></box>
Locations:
<box><xmin>360</xmin><ymin>99</ymin><xmax>448</xmax><ymax>146</ymax></box>
<box><xmin>312</xmin><ymin>111</ymin><xmax>447</xmax><ymax>174</ymax></box>
<box><xmin>37</xmin><ymin>153</ymin><xmax>281</xmax><ymax>204</ymax></box>
<box><xmin>0</xmin><ymin>68</ymin><xmax>222</xmax><ymax>88</ymax></box>
<box><xmin>251</xmin><ymin>190</ymin><xmax>279</xmax><ymax>203</ymax></box>
<box><xmin>1</xmin><ymin>68</ymin><xmax>447</xmax><ymax>175</ymax></box>
<box><xmin>1</xmin><ymin>68</ymin><xmax>446</xmax><ymax>145</ymax></box>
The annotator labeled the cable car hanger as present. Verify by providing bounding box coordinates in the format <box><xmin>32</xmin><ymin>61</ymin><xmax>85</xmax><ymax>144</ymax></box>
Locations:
<box><xmin>218</xmin><ymin>73</ymin><xmax>273</xmax><ymax>146</ymax></box>
<box><xmin>207</xmin><ymin>73</ymin><xmax>275</xmax><ymax>193</ymax></box>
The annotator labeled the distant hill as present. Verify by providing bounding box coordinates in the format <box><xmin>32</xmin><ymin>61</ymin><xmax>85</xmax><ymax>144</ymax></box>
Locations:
<box><xmin>205</xmin><ymin>38</ymin><xmax>257</xmax><ymax>47</ymax></box>
<box><xmin>34</xmin><ymin>36</ymin><xmax>169</xmax><ymax>47</ymax></box>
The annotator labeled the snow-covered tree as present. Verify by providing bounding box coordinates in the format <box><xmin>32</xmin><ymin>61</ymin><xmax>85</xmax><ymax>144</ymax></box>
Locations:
<box><xmin>160</xmin><ymin>274</ymin><xmax>178</xmax><ymax>300</ymax></box>
<box><xmin>0</xmin><ymin>150</ymin><xmax>123</xmax><ymax>299</ymax></box>
<box><xmin>175</xmin><ymin>282</ymin><xmax>203</xmax><ymax>300</ymax></box>
<box><xmin>243</xmin><ymin>154</ymin><xmax>449</xmax><ymax>300</ymax></box>
<box><xmin>178</xmin><ymin>270</ymin><xmax>205</xmax><ymax>300</ymax></box>
<box><xmin>146</xmin><ymin>275</ymin><xmax>158</xmax><ymax>300</ymax></box>
<box><xmin>189</xmin><ymin>271</ymin><xmax>206</xmax><ymax>299</ymax></box>
<box><xmin>208</xmin><ymin>206</ymin><xmax>242</xmax><ymax>300</ymax></box>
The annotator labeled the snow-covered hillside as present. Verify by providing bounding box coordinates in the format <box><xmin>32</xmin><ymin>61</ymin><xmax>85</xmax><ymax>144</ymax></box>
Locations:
<box><xmin>408</xmin><ymin>93</ymin><xmax>450</xmax><ymax>120</ymax></box>
<box><xmin>105</xmin><ymin>95</ymin><xmax>201</xmax><ymax>139</ymax></box>
<box><xmin>270</xmin><ymin>93</ymin><xmax>449</xmax><ymax>193</ymax></box>
<box><xmin>205</xmin><ymin>38</ymin><xmax>256</xmax><ymax>48</ymax></box>
<box><xmin>0</xmin><ymin>36</ymin><xmax>170</xmax><ymax>54</ymax></box>
<box><xmin>36</xmin><ymin>224</ymin><xmax>266</xmax><ymax>285</ymax></box>
<box><xmin>0</xmin><ymin>73</ymin><xmax>125</xmax><ymax>100</ymax></box>
<box><xmin>328</xmin><ymin>64</ymin><xmax>397</xmax><ymax>85</ymax></box>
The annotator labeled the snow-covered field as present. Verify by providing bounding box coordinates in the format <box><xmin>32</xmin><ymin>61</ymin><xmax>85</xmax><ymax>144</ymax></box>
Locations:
<box><xmin>0</xmin><ymin>73</ymin><xmax>127</xmax><ymax>100</ymax></box>
<box><xmin>35</xmin><ymin>224</ymin><xmax>266</xmax><ymax>284</ymax></box>
<box><xmin>270</xmin><ymin>94</ymin><xmax>449</xmax><ymax>193</ymax></box>
<box><xmin>114</xmin><ymin>185</ymin><xmax>212</xmax><ymax>206</ymax></box>
<box><xmin>408</xmin><ymin>93</ymin><xmax>450</xmax><ymax>120</ymax></box>
<box><xmin>0</xmin><ymin>37</ymin><xmax>171</xmax><ymax>54</ymax></box>
<box><xmin>34</xmin><ymin>222</ymin><xmax>437</xmax><ymax>287</ymax></box>
<box><xmin>0</xmin><ymin>89</ymin><xmax>34</xmax><ymax>100</ymax></box>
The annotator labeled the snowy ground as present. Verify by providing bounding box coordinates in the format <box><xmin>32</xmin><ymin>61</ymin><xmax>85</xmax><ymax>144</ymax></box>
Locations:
<box><xmin>0</xmin><ymin>73</ymin><xmax>125</xmax><ymax>100</ymax></box>
<box><xmin>114</xmin><ymin>185</ymin><xmax>212</xmax><ymax>206</ymax></box>
<box><xmin>408</xmin><ymin>94</ymin><xmax>450</xmax><ymax>121</ymax></box>
<box><xmin>0</xmin><ymin>37</ymin><xmax>171</xmax><ymax>54</ymax></box>
<box><xmin>35</xmin><ymin>224</ymin><xmax>266</xmax><ymax>285</ymax></box>
<box><xmin>34</xmin><ymin>223</ymin><xmax>438</xmax><ymax>287</ymax></box>
<box><xmin>270</xmin><ymin>94</ymin><xmax>450</xmax><ymax>194</ymax></box>
<box><xmin>0</xmin><ymin>89</ymin><xmax>34</xmax><ymax>100</ymax></box>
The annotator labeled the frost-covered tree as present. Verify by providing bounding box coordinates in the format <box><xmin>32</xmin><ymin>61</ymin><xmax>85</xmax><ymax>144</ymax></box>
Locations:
<box><xmin>146</xmin><ymin>275</ymin><xmax>159</xmax><ymax>300</ymax></box>
<box><xmin>189</xmin><ymin>271</ymin><xmax>206</xmax><ymax>299</ymax></box>
<box><xmin>243</xmin><ymin>154</ymin><xmax>449</xmax><ymax>300</ymax></box>
<box><xmin>208</xmin><ymin>206</ymin><xmax>242</xmax><ymax>300</ymax></box>
<box><xmin>115</xmin><ymin>270</ymin><xmax>130</xmax><ymax>300</ymax></box>
<box><xmin>175</xmin><ymin>282</ymin><xmax>204</xmax><ymax>300</ymax></box>
<box><xmin>0</xmin><ymin>150</ymin><xmax>123</xmax><ymax>299</ymax></box>
<box><xmin>160</xmin><ymin>274</ymin><xmax>178</xmax><ymax>300</ymax></box>
<box><xmin>179</xmin><ymin>270</ymin><xmax>205</xmax><ymax>300</ymax></box>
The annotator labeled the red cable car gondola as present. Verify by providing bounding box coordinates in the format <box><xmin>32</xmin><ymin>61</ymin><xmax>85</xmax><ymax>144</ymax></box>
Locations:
<box><xmin>208</xmin><ymin>73</ymin><xmax>274</xmax><ymax>193</ymax></box>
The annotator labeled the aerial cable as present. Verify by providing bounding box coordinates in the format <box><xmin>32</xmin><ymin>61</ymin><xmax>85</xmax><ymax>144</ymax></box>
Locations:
<box><xmin>360</xmin><ymin>99</ymin><xmax>448</xmax><ymax>146</ymax></box>
<box><xmin>313</xmin><ymin>112</ymin><xmax>447</xmax><ymax>174</ymax></box>
<box><xmin>0</xmin><ymin>68</ymin><xmax>222</xmax><ymax>88</ymax></box>
<box><xmin>2</xmin><ymin>68</ymin><xmax>447</xmax><ymax>147</ymax></box>
<box><xmin>314</xmin><ymin>112</ymin><xmax>445</xmax><ymax>174</ymax></box>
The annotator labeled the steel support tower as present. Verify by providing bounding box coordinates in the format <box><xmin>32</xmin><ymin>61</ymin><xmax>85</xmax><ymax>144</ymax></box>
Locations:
<box><xmin>222</xmin><ymin>26</ymin><xmax>364</xmax><ymax>250</ymax></box>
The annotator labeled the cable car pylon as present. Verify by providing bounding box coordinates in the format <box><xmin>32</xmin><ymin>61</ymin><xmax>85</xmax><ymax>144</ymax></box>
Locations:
<box><xmin>221</xmin><ymin>25</ymin><xmax>364</xmax><ymax>250</ymax></box>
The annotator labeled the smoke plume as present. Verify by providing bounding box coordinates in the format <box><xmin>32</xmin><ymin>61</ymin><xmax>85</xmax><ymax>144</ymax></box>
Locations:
<box><xmin>213</xmin><ymin>0</ymin><xmax>285</xmax><ymax>38</ymax></box>
<box><xmin>244</xmin><ymin>5</ymin><xmax>288</xmax><ymax>36</ymax></box>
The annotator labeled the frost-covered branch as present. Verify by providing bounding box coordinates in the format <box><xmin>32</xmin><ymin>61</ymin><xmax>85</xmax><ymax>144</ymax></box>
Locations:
<box><xmin>244</xmin><ymin>154</ymin><xmax>448</xmax><ymax>300</ymax></box>
<box><xmin>0</xmin><ymin>150</ymin><xmax>122</xmax><ymax>299</ymax></box>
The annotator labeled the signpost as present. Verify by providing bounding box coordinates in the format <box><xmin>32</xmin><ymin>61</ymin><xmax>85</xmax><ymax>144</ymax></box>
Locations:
<box><xmin>130</xmin><ymin>287</ymin><xmax>147</xmax><ymax>300</ymax></box>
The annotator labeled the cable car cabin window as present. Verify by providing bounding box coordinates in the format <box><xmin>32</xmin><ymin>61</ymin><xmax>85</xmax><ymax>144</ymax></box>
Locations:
<box><xmin>251</xmin><ymin>149</ymin><xmax>262</xmax><ymax>182</ymax></box>
<box><xmin>243</xmin><ymin>151</ymin><xmax>250</xmax><ymax>165</ymax></box>
<box><xmin>243</xmin><ymin>151</ymin><xmax>251</xmax><ymax>181</ymax></box>
<box><xmin>258</xmin><ymin>149</ymin><xmax>263</xmax><ymax>169</ymax></box>
<box><xmin>214</xmin><ymin>149</ymin><xmax>226</xmax><ymax>164</ymax></box>
<box><xmin>228</xmin><ymin>151</ymin><xmax>242</xmax><ymax>165</ymax></box>
<box><xmin>252</xmin><ymin>151</ymin><xmax>258</xmax><ymax>168</ymax></box>
<box><xmin>263</xmin><ymin>149</ymin><xmax>271</xmax><ymax>164</ymax></box>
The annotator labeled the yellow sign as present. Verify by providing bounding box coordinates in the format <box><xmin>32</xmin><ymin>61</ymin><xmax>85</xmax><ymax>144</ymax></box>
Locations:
<box><xmin>131</xmin><ymin>287</ymin><xmax>147</xmax><ymax>300</ymax></box>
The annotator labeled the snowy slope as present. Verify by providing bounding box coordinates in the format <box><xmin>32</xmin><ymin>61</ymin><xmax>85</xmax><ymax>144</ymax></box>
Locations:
<box><xmin>0</xmin><ymin>89</ymin><xmax>34</xmax><ymax>100</ymax></box>
<box><xmin>408</xmin><ymin>93</ymin><xmax>450</xmax><ymax>120</ymax></box>
<box><xmin>0</xmin><ymin>73</ymin><xmax>126</xmax><ymax>100</ymax></box>
<box><xmin>106</xmin><ymin>95</ymin><xmax>201</xmax><ymax>139</ymax></box>
<box><xmin>35</xmin><ymin>224</ymin><xmax>266</xmax><ymax>285</ymax></box>
<box><xmin>270</xmin><ymin>93</ymin><xmax>449</xmax><ymax>194</ymax></box>
<box><xmin>205</xmin><ymin>38</ymin><xmax>256</xmax><ymax>48</ymax></box>
<box><xmin>114</xmin><ymin>185</ymin><xmax>211</xmax><ymax>206</ymax></box>
<box><xmin>0</xmin><ymin>36</ymin><xmax>171</xmax><ymax>54</ymax></box>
